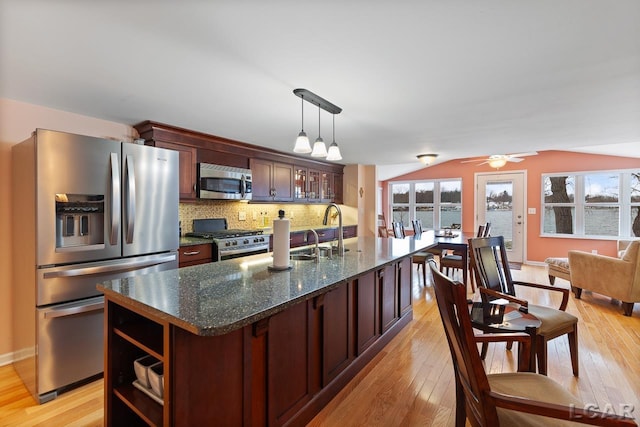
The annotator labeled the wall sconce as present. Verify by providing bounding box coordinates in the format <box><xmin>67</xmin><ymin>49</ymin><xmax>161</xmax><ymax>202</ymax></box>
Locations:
<box><xmin>293</xmin><ymin>89</ymin><xmax>343</xmax><ymax>162</ymax></box>
<box><xmin>417</xmin><ymin>153</ymin><xmax>438</xmax><ymax>165</ymax></box>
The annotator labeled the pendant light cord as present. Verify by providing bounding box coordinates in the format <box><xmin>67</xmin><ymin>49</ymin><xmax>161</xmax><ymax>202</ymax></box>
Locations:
<box><xmin>332</xmin><ymin>114</ymin><xmax>335</xmax><ymax>142</ymax></box>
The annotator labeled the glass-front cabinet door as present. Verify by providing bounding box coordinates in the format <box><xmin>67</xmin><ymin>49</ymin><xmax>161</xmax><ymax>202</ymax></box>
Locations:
<box><xmin>308</xmin><ymin>169</ymin><xmax>321</xmax><ymax>202</ymax></box>
<box><xmin>294</xmin><ymin>167</ymin><xmax>307</xmax><ymax>201</ymax></box>
<box><xmin>321</xmin><ymin>171</ymin><xmax>332</xmax><ymax>201</ymax></box>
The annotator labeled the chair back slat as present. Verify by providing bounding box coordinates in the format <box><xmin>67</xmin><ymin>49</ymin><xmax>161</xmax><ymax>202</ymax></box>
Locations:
<box><xmin>412</xmin><ymin>219</ymin><xmax>423</xmax><ymax>235</ymax></box>
<box><xmin>392</xmin><ymin>221</ymin><xmax>405</xmax><ymax>238</ymax></box>
<box><xmin>469</xmin><ymin>236</ymin><xmax>517</xmax><ymax>298</ymax></box>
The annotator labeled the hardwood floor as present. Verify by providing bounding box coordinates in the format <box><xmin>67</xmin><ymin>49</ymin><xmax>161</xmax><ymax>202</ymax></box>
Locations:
<box><xmin>1</xmin><ymin>264</ymin><xmax>638</xmax><ymax>426</ymax></box>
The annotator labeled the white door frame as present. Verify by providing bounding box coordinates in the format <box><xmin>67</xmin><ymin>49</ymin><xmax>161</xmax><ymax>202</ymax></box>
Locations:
<box><xmin>474</xmin><ymin>171</ymin><xmax>527</xmax><ymax>263</ymax></box>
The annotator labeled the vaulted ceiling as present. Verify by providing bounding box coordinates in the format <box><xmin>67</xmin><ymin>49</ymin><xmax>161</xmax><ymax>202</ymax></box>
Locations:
<box><xmin>1</xmin><ymin>1</ymin><xmax>638</xmax><ymax>178</ymax></box>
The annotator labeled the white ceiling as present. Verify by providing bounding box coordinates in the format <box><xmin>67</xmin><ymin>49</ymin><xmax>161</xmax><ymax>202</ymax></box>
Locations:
<box><xmin>1</xmin><ymin>1</ymin><xmax>639</xmax><ymax>178</ymax></box>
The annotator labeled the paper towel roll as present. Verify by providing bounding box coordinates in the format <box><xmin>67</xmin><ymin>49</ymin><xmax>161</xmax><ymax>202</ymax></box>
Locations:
<box><xmin>272</xmin><ymin>211</ymin><xmax>290</xmax><ymax>269</ymax></box>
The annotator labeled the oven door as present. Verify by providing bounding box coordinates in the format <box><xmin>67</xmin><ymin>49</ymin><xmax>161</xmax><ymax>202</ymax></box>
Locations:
<box><xmin>217</xmin><ymin>246</ymin><xmax>269</xmax><ymax>261</ymax></box>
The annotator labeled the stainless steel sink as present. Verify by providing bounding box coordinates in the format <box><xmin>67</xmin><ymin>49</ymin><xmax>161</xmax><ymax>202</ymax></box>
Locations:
<box><xmin>290</xmin><ymin>253</ymin><xmax>317</xmax><ymax>261</ymax></box>
<box><xmin>290</xmin><ymin>246</ymin><xmax>333</xmax><ymax>261</ymax></box>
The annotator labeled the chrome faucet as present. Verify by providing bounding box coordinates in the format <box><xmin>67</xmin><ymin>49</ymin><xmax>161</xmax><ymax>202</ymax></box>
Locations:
<box><xmin>322</xmin><ymin>203</ymin><xmax>344</xmax><ymax>256</ymax></box>
<box><xmin>304</xmin><ymin>229</ymin><xmax>320</xmax><ymax>263</ymax></box>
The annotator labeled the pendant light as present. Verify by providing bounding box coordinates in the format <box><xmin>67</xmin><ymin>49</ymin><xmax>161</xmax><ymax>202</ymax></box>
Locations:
<box><xmin>311</xmin><ymin>104</ymin><xmax>328</xmax><ymax>157</ymax></box>
<box><xmin>293</xmin><ymin>95</ymin><xmax>312</xmax><ymax>153</ymax></box>
<box><xmin>326</xmin><ymin>114</ymin><xmax>342</xmax><ymax>161</ymax></box>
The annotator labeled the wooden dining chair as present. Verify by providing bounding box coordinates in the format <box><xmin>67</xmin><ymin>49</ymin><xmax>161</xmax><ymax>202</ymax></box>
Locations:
<box><xmin>391</xmin><ymin>221</ymin><xmax>405</xmax><ymax>238</ymax></box>
<box><xmin>468</xmin><ymin>235</ymin><xmax>579</xmax><ymax>376</ymax></box>
<box><xmin>428</xmin><ymin>260</ymin><xmax>636</xmax><ymax>427</ymax></box>
<box><xmin>440</xmin><ymin>222</ymin><xmax>490</xmax><ymax>291</ymax></box>
<box><xmin>410</xmin><ymin>219</ymin><xmax>434</xmax><ymax>285</ymax></box>
<box><xmin>377</xmin><ymin>214</ymin><xmax>390</xmax><ymax>237</ymax></box>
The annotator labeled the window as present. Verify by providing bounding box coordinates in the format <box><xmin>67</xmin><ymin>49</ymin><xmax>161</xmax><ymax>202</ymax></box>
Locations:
<box><xmin>390</xmin><ymin>179</ymin><xmax>461</xmax><ymax>230</ymax></box>
<box><xmin>542</xmin><ymin>170</ymin><xmax>640</xmax><ymax>238</ymax></box>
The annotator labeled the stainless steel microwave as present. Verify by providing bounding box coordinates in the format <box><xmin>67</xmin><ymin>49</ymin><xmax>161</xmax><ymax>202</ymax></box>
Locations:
<box><xmin>197</xmin><ymin>163</ymin><xmax>252</xmax><ymax>200</ymax></box>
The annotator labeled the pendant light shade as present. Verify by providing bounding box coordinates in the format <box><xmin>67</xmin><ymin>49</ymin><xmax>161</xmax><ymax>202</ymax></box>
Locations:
<box><xmin>293</xmin><ymin>89</ymin><xmax>342</xmax><ymax>161</ymax></box>
<box><xmin>293</xmin><ymin>95</ymin><xmax>312</xmax><ymax>153</ymax></box>
<box><xmin>311</xmin><ymin>105</ymin><xmax>327</xmax><ymax>157</ymax></box>
<box><xmin>325</xmin><ymin>114</ymin><xmax>342</xmax><ymax>161</ymax></box>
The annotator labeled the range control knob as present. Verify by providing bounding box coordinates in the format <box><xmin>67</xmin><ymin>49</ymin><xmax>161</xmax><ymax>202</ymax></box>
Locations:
<box><xmin>243</xmin><ymin>239</ymin><xmax>249</xmax><ymax>244</ymax></box>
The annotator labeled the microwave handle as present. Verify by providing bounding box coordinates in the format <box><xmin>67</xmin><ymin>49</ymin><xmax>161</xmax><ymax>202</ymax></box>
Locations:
<box><xmin>241</xmin><ymin>174</ymin><xmax>247</xmax><ymax>199</ymax></box>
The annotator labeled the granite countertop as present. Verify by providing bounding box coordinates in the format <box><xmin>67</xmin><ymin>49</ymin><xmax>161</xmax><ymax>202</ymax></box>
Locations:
<box><xmin>179</xmin><ymin>236</ymin><xmax>212</xmax><ymax>246</ymax></box>
<box><xmin>98</xmin><ymin>235</ymin><xmax>437</xmax><ymax>337</ymax></box>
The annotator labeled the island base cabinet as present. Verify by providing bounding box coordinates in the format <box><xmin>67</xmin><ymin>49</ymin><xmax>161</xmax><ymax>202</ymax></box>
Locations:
<box><xmin>172</xmin><ymin>328</ymin><xmax>245</xmax><ymax>426</ymax></box>
<box><xmin>104</xmin><ymin>258</ymin><xmax>414</xmax><ymax>427</ymax></box>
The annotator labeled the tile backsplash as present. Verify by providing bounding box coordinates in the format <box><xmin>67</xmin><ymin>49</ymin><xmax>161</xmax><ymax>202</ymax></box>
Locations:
<box><xmin>179</xmin><ymin>200</ymin><xmax>356</xmax><ymax>234</ymax></box>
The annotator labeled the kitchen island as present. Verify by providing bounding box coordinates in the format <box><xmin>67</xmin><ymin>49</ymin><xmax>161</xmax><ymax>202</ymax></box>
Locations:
<box><xmin>98</xmin><ymin>234</ymin><xmax>436</xmax><ymax>426</ymax></box>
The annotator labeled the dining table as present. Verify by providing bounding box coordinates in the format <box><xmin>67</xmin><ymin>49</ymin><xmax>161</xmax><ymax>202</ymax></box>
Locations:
<box><xmin>413</xmin><ymin>230</ymin><xmax>476</xmax><ymax>287</ymax></box>
<box><xmin>469</xmin><ymin>300</ymin><xmax>541</xmax><ymax>372</ymax></box>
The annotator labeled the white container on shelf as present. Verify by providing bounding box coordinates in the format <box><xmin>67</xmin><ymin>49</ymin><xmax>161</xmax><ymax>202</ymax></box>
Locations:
<box><xmin>148</xmin><ymin>362</ymin><xmax>164</xmax><ymax>398</ymax></box>
<box><xmin>133</xmin><ymin>355</ymin><xmax>158</xmax><ymax>389</ymax></box>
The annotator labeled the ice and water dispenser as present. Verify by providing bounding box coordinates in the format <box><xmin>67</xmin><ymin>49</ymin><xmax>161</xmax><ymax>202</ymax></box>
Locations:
<box><xmin>55</xmin><ymin>194</ymin><xmax>105</xmax><ymax>249</ymax></box>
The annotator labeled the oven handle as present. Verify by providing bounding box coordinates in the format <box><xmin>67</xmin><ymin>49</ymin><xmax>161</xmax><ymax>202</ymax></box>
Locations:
<box><xmin>44</xmin><ymin>299</ymin><xmax>104</xmax><ymax>319</ymax></box>
<box><xmin>219</xmin><ymin>246</ymin><xmax>269</xmax><ymax>257</ymax></box>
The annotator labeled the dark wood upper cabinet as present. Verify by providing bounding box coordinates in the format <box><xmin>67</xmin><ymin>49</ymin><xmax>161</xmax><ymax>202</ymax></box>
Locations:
<box><xmin>134</xmin><ymin>121</ymin><xmax>343</xmax><ymax>204</ymax></box>
<box><xmin>250</xmin><ymin>158</ymin><xmax>294</xmax><ymax>202</ymax></box>
<box><xmin>153</xmin><ymin>141</ymin><xmax>197</xmax><ymax>200</ymax></box>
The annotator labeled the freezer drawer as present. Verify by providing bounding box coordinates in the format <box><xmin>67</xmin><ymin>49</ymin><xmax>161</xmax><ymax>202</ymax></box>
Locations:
<box><xmin>36</xmin><ymin>296</ymin><xmax>104</xmax><ymax>403</ymax></box>
<box><xmin>37</xmin><ymin>252</ymin><xmax>178</xmax><ymax>306</ymax></box>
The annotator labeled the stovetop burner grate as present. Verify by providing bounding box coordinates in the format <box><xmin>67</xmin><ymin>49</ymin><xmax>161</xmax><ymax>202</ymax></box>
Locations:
<box><xmin>186</xmin><ymin>229</ymin><xmax>264</xmax><ymax>240</ymax></box>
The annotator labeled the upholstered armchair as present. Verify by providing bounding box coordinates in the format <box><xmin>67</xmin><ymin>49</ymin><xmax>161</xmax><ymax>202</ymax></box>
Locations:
<box><xmin>568</xmin><ymin>240</ymin><xmax>640</xmax><ymax>316</ymax></box>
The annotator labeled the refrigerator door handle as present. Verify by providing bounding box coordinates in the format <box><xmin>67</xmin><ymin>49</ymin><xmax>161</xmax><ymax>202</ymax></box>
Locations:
<box><xmin>110</xmin><ymin>153</ymin><xmax>120</xmax><ymax>245</ymax></box>
<box><xmin>42</xmin><ymin>254</ymin><xmax>177</xmax><ymax>279</ymax></box>
<box><xmin>44</xmin><ymin>299</ymin><xmax>104</xmax><ymax>319</ymax></box>
<box><xmin>125</xmin><ymin>154</ymin><xmax>136</xmax><ymax>244</ymax></box>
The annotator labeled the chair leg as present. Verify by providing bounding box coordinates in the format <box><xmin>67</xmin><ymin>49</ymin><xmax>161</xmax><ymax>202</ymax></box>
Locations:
<box><xmin>568</xmin><ymin>325</ymin><xmax>579</xmax><ymax>376</ymax></box>
<box><xmin>506</xmin><ymin>341</ymin><xmax>513</xmax><ymax>351</ymax></box>
<box><xmin>454</xmin><ymin>374</ymin><xmax>466</xmax><ymax>427</ymax></box>
<box><xmin>422</xmin><ymin>262</ymin><xmax>427</xmax><ymax>286</ymax></box>
<box><xmin>536</xmin><ymin>339</ymin><xmax>548</xmax><ymax>376</ymax></box>
<box><xmin>573</xmin><ymin>287</ymin><xmax>583</xmax><ymax>299</ymax></box>
<box><xmin>480</xmin><ymin>342</ymin><xmax>488</xmax><ymax>360</ymax></box>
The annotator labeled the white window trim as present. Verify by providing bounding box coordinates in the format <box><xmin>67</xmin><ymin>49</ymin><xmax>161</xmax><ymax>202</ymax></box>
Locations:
<box><xmin>541</xmin><ymin>168</ymin><xmax>639</xmax><ymax>239</ymax></box>
<box><xmin>389</xmin><ymin>179</ymin><xmax>462</xmax><ymax>230</ymax></box>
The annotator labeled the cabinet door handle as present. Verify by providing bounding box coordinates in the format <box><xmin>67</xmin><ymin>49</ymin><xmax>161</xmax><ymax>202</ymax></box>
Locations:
<box><xmin>183</xmin><ymin>251</ymin><xmax>201</xmax><ymax>256</ymax></box>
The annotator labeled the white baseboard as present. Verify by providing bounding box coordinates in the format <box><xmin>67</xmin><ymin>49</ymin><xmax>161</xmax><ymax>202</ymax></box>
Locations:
<box><xmin>0</xmin><ymin>347</ymin><xmax>35</xmax><ymax>367</ymax></box>
<box><xmin>0</xmin><ymin>352</ymin><xmax>15</xmax><ymax>367</ymax></box>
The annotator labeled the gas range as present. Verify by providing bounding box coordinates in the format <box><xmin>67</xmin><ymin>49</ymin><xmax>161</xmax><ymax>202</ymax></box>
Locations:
<box><xmin>186</xmin><ymin>219</ymin><xmax>270</xmax><ymax>261</ymax></box>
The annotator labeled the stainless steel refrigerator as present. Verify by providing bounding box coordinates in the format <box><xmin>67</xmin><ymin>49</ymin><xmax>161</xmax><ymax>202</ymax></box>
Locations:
<box><xmin>11</xmin><ymin>129</ymin><xmax>179</xmax><ymax>403</ymax></box>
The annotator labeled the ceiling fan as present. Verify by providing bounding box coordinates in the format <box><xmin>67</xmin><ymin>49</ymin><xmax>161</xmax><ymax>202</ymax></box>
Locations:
<box><xmin>461</xmin><ymin>152</ymin><xmax>538</xmax><ymax>169</ymax></box>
